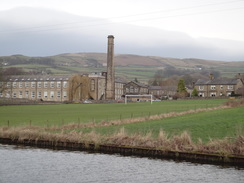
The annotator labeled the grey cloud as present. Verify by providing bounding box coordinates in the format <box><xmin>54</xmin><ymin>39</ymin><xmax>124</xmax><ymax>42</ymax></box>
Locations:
<box><xmin>0</xmin><ymin>7</ymin><xmax>243</xmax><ymax>61</ymax></box>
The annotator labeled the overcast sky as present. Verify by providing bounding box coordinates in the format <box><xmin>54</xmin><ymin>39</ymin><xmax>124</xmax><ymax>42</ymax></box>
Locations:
<box><xmin>1</xmin><ymin>0</ymin><xmax>244</xmax><ymax>61</ymax></box>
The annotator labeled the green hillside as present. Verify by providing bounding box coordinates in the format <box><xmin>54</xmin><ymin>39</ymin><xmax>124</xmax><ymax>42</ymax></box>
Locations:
<box><xmin>1</xmin><ymin>53</ymin><xmax>244</xmax><ymax>82</ymax></box>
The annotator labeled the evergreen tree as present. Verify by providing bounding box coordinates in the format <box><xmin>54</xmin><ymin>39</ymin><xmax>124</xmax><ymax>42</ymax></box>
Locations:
<box><xmin>192</xmin><ymin>88</ymin><xmax>198</xmax><ymax>97</ymax></box>
<box><xmin>177</xmin><ymin>79</ymin><xmax>187</xmax><ymax>93</ymax></box>
<box><xmin>176</xmin><ymin>79</ymin><xmax>188</xmax><ymax>98</ymax></box>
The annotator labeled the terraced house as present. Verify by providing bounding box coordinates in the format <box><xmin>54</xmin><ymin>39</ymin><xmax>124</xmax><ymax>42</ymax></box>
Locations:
<box><xmin>194</xmin><ymin>74</ymin><xmax>244</xmax><ymax>97</ymax></box>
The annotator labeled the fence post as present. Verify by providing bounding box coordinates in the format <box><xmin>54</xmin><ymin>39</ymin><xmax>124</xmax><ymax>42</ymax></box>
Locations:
<box><xmin>8</xmin><ymin>120</ymin><xmax>9</xmax><ymax>127</ymax></box>
<box><xmin>29</xmin><ymin>120</ymin><xmax>32</xmax><ymax>127</ymax></box>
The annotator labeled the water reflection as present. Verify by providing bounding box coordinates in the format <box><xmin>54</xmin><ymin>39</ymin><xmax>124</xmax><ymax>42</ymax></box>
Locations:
<box><xmin>0</xmin><ymin>144</ymin><xmax>243</xmax><ymax>183</ymax></box>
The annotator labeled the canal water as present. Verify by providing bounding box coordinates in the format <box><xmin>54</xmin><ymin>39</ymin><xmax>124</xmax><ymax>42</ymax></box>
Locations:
<box><xmin>0</xmin><ymin>144</ymin><xmax>243</xmax><ymax>183</ymax></box>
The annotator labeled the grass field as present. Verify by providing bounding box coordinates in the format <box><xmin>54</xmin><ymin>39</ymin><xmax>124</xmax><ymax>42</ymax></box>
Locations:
<box><xmin>88</xmin><ymin>106</ymin><xmax>244</xmax><ymax>143</ymax></box>
<box><xmin>0</xmin><ymin>99</ymin><xmax>243</xmax><ymax>144</ymax></box>
<box><xmin>0</xmin><ymin>99</ymin><xmax>226</xmax><ymax>127</ymax></box>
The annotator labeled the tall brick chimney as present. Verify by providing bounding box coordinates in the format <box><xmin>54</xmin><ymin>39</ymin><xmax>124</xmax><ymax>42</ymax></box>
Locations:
<box><xmin>105</xmin><ymin>35</ymin><xmax>115</xmax><ymax>100</ymax></box>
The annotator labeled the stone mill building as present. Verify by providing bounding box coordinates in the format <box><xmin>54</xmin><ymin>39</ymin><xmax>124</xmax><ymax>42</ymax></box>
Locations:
<box><xmin>0</xmin><ymin>35</ymin><xmax>125</xmax><ymax>102</ymax></box>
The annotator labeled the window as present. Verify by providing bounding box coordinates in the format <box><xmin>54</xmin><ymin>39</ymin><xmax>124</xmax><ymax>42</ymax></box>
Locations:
<box><xmin>44</xmin><ymin>91</ymin><xmax>48</xmax><ymax>98</ymax></box>
<box><xmin>19</xmin><ymin>82</ymin><xmax>23</xmax><ymax>88</ymax></box>
<box><xmin>57</xmin><ymin>91</ymin><xmax>61</xmax><ymax>98</ymax></box>
<box><xmin>63</xmin><ymin>81</ymin><xmax>67</xmax><ymax>88</ymax></box>
<box><xmin>199</xmin><ymin>86</ymin><xmax>204</xmax><ymax>90</ymax></box>
<box><xmin>19</xmin><ymin>91</ymin><xmax>23</xmax><ymax>98</ymax></box>
<box><xmin>210</xmin><ymin>92</ymin><xmax>216</xmax><ymax>97</ymax></box>
<box><xmin>31</xmin><ymin>91</ymin><xmax>35</xmax><ymax>98</ymax></box>
<box><xmin>130</xmin><ymin>86</ymin><xmax>134</xmax><ymax>93</ymax></box>
<box><xmin>57</xmin><ymin>81</ymin><xmax>61</xmax><ymax>88</ymax></box>
<box><xmin>90</xmin><ymin>79</ymin><xmax>95</xmax><ymax>91</ymax></box>
<box><xmin>44</xmin><ymin>82</ymin><xmax>48</xmax><ymax>88</ymax></box>
<box><xmin>25</xmin><ymin>82</ymin><xmax>29</xmax><ymax>88</ymax></box>
<box><xmin>25</xmin><ymin>91</ymin><xmax>29</xmax><ymax>97</ymax></box>
<box><xmin>228</xmin><ymin>85</ymin><xmax>233</xmax><ymax>90</ymax></box>
<box><xmin>50</xmin><ymin>91</ymin><xmax>54</xmax><ymax>98</ymax></box>
<box><xmin>38</xmin><ymin>82</ymin><xmax>42</xmax><ymax>88</ymax></box>
<box><xmin>7</xmin><ymin>82</ymin><xmax>11</xmax><ymax>88</ymax></box>
<box><xmin>220</xmin><ymin>85</ymin><xmax>223</xmax><ymax>90</ymax></box>
<box><xmin>63</xmin><ymin>91</ymin><xmax>67</xmax><ymax>98</ymax></box>
<box><xmin>210</xmin><ymin>85</ymin><xmax>216</xmax><ymax>90</ymax></box>
<box><xmin>199</xmin><ymin>93</ymin><xmax>204</xmax><ymax>97</ymax></box>
<box><xmin>227</xmin><ymin>92</ymin><xmax>232</xmax><ymax>96</ymax></box>
<box><xmin>13</xmin><ymin>92</ymin><xmax>17</xmax><ymax>98</ymax></box>
<box><xmin>38</xmin><ymin>91</ymin><xmax>42</xmax><ymax>98</ymax></box>
<box><xmin>31</xmin><ymin>82</ymin><xmax>35</xmax><ymax>88</ymax></box>
<box><xmin>13</xmin><ymin>82</ymin><xmax>17</xmax><ymax>88</ymax></box>
<box><xmin>50</xmin><ymin>82</ymin><xmax>55</xmax><ymax>88</ymax></box>
<box><xmin>0</xmin><ymin>92</ymin><xmax>2</xmax><ymax>97</ymax></box>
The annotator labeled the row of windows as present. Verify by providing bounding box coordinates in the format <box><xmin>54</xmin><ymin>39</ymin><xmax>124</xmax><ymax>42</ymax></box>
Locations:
<box><xmin>1</xmin><ymin>91</ymin><xmax>67</xmax><ymax>99</ymax></box>
<box><xmin>126</xmin><ymin>86</ymin><xmax>148</xmax><ymax>93</ymax></box>
<box><xmin>115</xmin><ymin>89</ymin><xmax>123</xmax><ymax>95</ymax></box>
<box><xmin>115</xmin><ymin>83</ymin><xmax>124</xmax><ymax>88</ymax></box>
<box><xmin>198</xmin><ymin>92</ymin><xmax>232</xmax><ymax>97</ymax></box>
<box><xmin>199</xmin><ymin>85</ymin><xmax>234</xmax><ymax>90</ymax></box>
<box><xmin>6</xmin><ymin>81</ymin><xmax>68</xmax><ymax>89</ymax></box>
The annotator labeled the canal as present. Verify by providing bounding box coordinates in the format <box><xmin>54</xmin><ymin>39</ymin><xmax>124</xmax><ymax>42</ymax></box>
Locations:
<box><xmin>0</xmin><ymin>144</ymin><xmax>243</xmax><ymax>183</ymax></box>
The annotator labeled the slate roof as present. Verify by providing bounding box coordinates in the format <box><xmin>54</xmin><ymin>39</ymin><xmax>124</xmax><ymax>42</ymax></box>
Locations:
<box><xmin>125</xmin><ymin>81</ymin><xmax>148</xmax><ymax>88</ymax></box>
<box><xmin>195</xmin><ymin>78</ymin><xmax>241</xmax><ymax>85</ymax></box>
<box><xmin>149</xmin><ymin>85</ymin><xmax>177</xmax><ymax>90</ymax></box>
<box><xmin>6</xmin><ymin>75</ymin><xmax>70</xmax><ymax>81</ymax></box>
<box><xmin>149</xmin><ymin>86</ymin><xmax>162</xmax><ymax>90</ymax></box>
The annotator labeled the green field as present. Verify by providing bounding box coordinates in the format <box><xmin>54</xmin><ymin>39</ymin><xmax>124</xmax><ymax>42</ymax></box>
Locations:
<box><xmin>0</xmin><ymin>99</ymin><xmax>243</xmax><ymax>143</ymax></box>
<box><xmin>89</xmin><ymin>106</ymin><xmax>244</xmax><ymax>143</ymax></box>
<box><xmin>0</xmin><ymin>99</ymin><xmax>225</xmax><ymax>126</ymax></box>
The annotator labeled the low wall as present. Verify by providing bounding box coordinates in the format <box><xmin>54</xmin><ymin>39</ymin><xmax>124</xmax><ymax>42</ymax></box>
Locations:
<box><xmin>0</xmin><ymin>138</ymin><xmax>243</xmax><ymax>166</ymax></box>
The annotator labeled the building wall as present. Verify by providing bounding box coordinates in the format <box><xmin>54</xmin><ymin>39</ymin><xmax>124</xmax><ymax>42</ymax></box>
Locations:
<box><xmin>88</xmin><ymin>75</ymin><xmax>106</xmax><ymax>100</ymax></box>
<box><xmin>195</xmin><ymin>79</ymin><xmax>244</xmax><ymax>97</ymax></box>
<box><xmin>115</xmin><ymin>81</ymin><xmax>124</xmax><ymax>99</ymax></box>
<box><xmin>1</xmin><ymin>76</ymin><xmax>69</xmax><ymax>101</ymax></box>
<box><xmin>0</xmin><ymin>74</ymin><xmax>124</xmax><ymax>102</ymax></box>
<box><xmin>124</xmin><ymin>81</ymin><xmax>148</xmax><ymax>95</ymax></box>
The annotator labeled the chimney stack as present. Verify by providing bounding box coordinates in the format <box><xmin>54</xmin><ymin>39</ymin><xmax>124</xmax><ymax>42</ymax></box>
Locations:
<box><xmin>209</xmin><ymin>73</ymin><xmax>214</xmax><ymax>80</ymax></box>
<box><xmin>105</xmin><ymin>35</ymin><xmax>115</xmax><ymax>100</ymax></box>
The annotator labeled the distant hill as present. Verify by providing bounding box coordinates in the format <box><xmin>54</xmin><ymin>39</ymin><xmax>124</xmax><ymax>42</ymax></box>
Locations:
<box><xmin>51</xmin><ymin>52</ymin><xmax>244</xmax><ymax>68</ymax></box>
<box><xmin>1</xmin><ymin>53</ymin><xmax>244</xmax><ymax>82</ymax></box>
